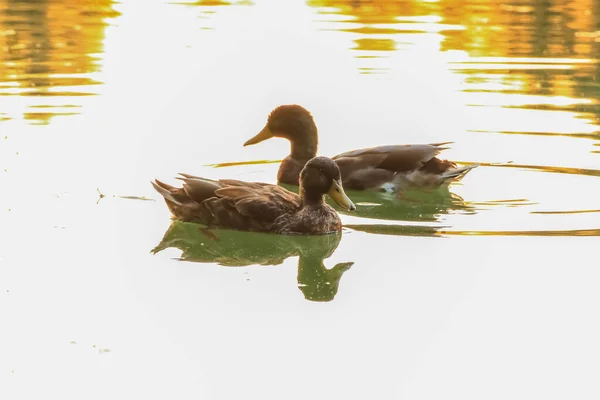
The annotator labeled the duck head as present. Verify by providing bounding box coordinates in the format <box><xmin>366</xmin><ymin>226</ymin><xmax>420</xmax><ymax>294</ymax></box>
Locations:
<box><xmin>244</xmin><ymin>105</ymin><xmax>318</xmax><ymax>160</ymax></box>
<box><xmin>299</xmin><ymin>156</ymin><xmax>355</xmax><ymax>211</ymax></box>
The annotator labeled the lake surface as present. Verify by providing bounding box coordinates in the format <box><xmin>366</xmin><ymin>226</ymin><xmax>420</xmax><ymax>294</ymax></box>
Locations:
<box><xmin>1</xmin><ymin>0</ymin><xmax>599</xmax><ymax>398</ymax></box>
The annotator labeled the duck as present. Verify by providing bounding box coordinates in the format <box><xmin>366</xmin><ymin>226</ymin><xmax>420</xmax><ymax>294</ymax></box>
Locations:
<box><xmin>151</xmin><ymin>156</ymin><xmax>356</xmax><ymax>235</ymax></box>
<box><xmin>243</xmin><ymin>105</ymin><xmax>478</xmax><ymax>191</ymax></box>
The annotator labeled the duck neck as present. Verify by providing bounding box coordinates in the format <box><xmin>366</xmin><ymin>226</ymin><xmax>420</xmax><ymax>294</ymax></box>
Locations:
<box><xmin>290</xmin><ymin>130</ymin><xmax>318</xmax><ymax>162</ymax></box>
<box><xmin>301</xmin><ymin>190</ymin><xmax>325</xmax><ymax>208</ymax></box>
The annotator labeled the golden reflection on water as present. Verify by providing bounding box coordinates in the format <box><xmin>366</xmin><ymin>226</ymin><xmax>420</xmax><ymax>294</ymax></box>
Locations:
<box><xmin>308</xmin><ymin>0</ymin><xmax>599</xmax><ymax>148</ymax></box>
<box><xmin>0</xmin><ymin>0</ymin><xmax>119</xmax><ymax>124</ymax></box>
<box><xmin>464</xmin><ymin>160</ymin><xmax>600</xmax><ymax>178</ymax></box>
<box><xmin>309</xmin><ymin>0</ymin><xmax>600</xmax><ymax>57</ymax></box>
<box><xmin>346</xmin><ymin>224</ymin><xmax>600</xmax><ymax>237</ymax></box>
<box><xmin>174</xmin><ymin>0</ymin><xmax>253</xmax><ymax>30</ymax></box>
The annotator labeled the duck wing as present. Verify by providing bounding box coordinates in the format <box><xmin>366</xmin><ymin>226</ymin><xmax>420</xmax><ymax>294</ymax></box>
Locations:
<box><xmin>213</xmin><ymin>182</ymin><xmax>301</xmax><ymax>224</ymax></box>
<box><xmin>333</xmin><ymin>144</ymin><xmax>447</xmax><ymax>172</ymax></box>
<box><xmin>152</xmin><ymin>176</ymin><xmax>301</xmax><ymax>231</ymax></box>
<box><xmin>332</xmin><ymin>143</ymin><xmax>456</xmax><ymax>190</ymax></box>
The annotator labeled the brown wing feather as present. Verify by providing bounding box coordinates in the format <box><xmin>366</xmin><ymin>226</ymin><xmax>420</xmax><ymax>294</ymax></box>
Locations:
<box><xmin>181</xmin><ymin>179</ymin><xmax>222</xmax><ymax>203</ymax></box>
<box><xmin>215</xmin><ymin>184</ymin><xmax>301</xmax><ymax>223</ymax></box>
<box><xmin>332</xmin><ymin>144</ymin><xmax>451</xmax><ymax>190</ymax></box>
<box><xmin>333</xmin><ymin>144</ymin><xmax>443</xmax><ymax>172</ymax></box>
<box><xmin>153</xmin><ymin>175</ymin><xmax>302</xmax><ymax>232</ymax></box>
<box><xmin>420</xmin><ymin>157</ymin><xmax>458</xmax><ymax>174</ymax></box>
<box><xmin>218</xmin><ymin>179</ymin><xmax>267</xmax><ymax>190</ymax></box>
<box><xmin>215</xmin><ymin>186</ymin><xmax>260</xmax><ymax>200</ymax></box>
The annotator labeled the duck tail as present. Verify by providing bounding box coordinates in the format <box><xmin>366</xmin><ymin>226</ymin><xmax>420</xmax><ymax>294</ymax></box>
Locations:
<box><xmin>429</xmin><ymin>141</ymin><xmax>454</xmax><ymax>151</ymax></box>
<box><xmin>151</xmin><ymin>179</ymin><xmax>183</xmax><ymax>206</ymax></box>
<box><xmin>440</xmin><ymin>164</ymin><xmax>479</xmax><ymax>181</ymax></box>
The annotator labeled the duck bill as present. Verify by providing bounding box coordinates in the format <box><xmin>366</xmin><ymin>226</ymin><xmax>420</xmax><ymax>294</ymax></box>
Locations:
<box><xmin>244</xmin><ymin>125</ymin><xmax>273</xmax><ymax>146</ymax></box>
<box><xmin>328</xmin><ymin>180</ymin><xmax>356</xmax><ymax>211</ymax></box>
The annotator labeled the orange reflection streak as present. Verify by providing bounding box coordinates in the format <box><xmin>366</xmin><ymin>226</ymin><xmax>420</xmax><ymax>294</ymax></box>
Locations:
<box><xmin>206</xmin><ymin>159</ymin><xmax>282</xmax><ymax>168</ymax></box>
<box><xmin>346</xmin><ymin>224</ymin><xmax>600</xmax><ymax>237</ymax></box>
<box><xmin>175</xmin><ymin>0</ymin><xmax>253</xmax><ymax>5</ymax></box>
<box><xmin>531</xmin><ymin>209</ymin><xmax>600</xmax><ymax>215</ymax></box>
<box><xmin>468</xmin><ymin>130</ymin><xmax>599</xmax><ymax>140</ymax></box>
<box><xmin>0</xmin><ymin>0</ymin><xmax>120</xmax><ymax>124</ymax></box>
<box><xmin>173</xmin><ymin>0</ymin><xmax>253</xmax><ymax>30</ymax></box>
<box><xmin>455</xmin><ymin>161</ymin><xmax>600</xmax><ymax>178</ymax></box>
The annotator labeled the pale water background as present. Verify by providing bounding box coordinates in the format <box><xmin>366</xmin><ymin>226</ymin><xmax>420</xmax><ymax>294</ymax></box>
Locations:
<box><xmin>1</xmin><ymin>0</ymin><xmax>600</xmax><ymax>399</ymax></box>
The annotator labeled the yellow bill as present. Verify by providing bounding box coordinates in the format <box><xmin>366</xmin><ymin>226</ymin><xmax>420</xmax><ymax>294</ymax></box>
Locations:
<box><xmin>244</xmin><ymin>125</ymin><xmax>274</xmax><ymax>146</ymax></box>
<box><xmin>328</xmin><ymin>179</ymin><xmax>356</xmax><ymax>211</ymax></box>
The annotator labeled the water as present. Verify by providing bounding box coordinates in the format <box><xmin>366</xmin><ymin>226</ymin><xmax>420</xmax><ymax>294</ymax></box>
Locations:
<box><xmin>1</xmin><ymin>0</ymin><xmax>599</xmax><ymax>398</ymax></box>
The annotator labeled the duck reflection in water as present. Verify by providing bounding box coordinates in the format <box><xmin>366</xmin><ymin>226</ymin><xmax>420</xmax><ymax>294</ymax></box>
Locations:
<box><xmin>152</xmin><ymin>221</ymin><xmax>354</xmax><ymax>302</ymax></box>
<box><xmin>276</xmin><ymin>181</ymin><xmax>476</xmax><ymax>223</ymax></box>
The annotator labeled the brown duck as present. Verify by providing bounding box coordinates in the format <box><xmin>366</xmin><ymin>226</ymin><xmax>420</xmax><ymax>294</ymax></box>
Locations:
<box><xmin>151</xmin><ymin>156</ymin><xmax>356</xmax><ymax>235</ymax></box>
<box><xmin>244</xmin><ymin>105</ymin><xmax>477</xmax><ymax>191</ymax></box>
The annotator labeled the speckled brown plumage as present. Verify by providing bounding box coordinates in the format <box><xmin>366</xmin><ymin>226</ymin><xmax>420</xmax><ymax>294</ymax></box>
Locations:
<box><xmin>244</xmin><ymin>104</ymin><xmax>478</xmax><ymax>191</ymax></box>
<box><xmin>152</xmin><ymin>157</ymin><xmax>355</xmax><ymax>235</ymax></box>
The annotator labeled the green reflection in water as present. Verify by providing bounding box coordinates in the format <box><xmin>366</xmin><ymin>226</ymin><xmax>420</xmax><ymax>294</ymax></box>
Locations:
<box><xmin>152</xmin><ymin>221</ymin><xmax>354</xmax><ymax>302</ymax></box>
<box><xmin>279</xmin><ymin>182</ymin><xmax>474</xmax><ymax>222</ymax></box>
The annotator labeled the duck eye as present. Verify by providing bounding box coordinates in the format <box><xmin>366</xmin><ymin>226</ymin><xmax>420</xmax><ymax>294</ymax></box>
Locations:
<box><xmin>336</xmin><ymin>188</ymin><xmax>340</xmax><ymax>193</ymax></box>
